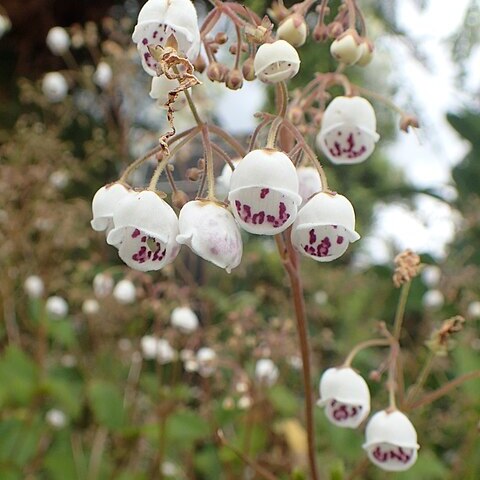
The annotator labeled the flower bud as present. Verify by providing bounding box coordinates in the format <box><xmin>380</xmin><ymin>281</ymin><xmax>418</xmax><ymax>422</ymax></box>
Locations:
<box><xmin>277</xmin><ymin>14</ymin><xmax>308</xmax><ymax>47</ymax></box>
<box><xmin>24</xmin><ymin>275</ymin><xmax>44</xmax><ymax>298</ymax></box>
<box><xmin>172</xmin><ymin>190</ymin><xmax>189</xmax><ymax>209</ymax></box>
<box><xmin>228</xmin><ymin>149</ymin><xmax>302</xmax><ymax>235</ymax></box>
<box><xmin>42</xmin><ymin>72</ymin><xmax>68</xmax><ymax>103</ymax></box>
<box><xmin>254</xmin><ymin>40</ymin><xmax>300</xmax><ymax>84</ymax></box>
<box><xmin>316</xmin><ymin>96</ymin><xmax>379</xmax><ymax>164</ymax></box>
<box><xmin>225</xmin><ymin>69</ymin><xmax>243</xmax><ymax>90</ymax></box>
<box><xmin>421</xmin><ymin>265</ymin><xmax>441</xmax><ymax>287</ymax></box>
<box><xmin>113</xmin><ymin>279</ymin><xmax>136</xmax><ymax>304</ymax></box>
<box><xmin>197</xmin><ymin>347</ymin><xmax>217</xmax><ymax>377</ymax></box>
<box><xmin>467</xmin><ymin>301</ymin><xmax>480</xmax><ymax>319</ymax></box>
<box><xmin>171</xmin><ymin>306</ymin><xmax>199</xmax><ymax>333</ymax></box>
<box><xmin>400</xmin><ymin>114</ymin><xmax>419</xmax><ymax>132</ymax></box>
<box><xmin>46</xmin><ymin>26</ymin><xmax>70</xmax><ymax>55</ymax></box>
<box><xmin>46</xmin><ymin>409</ymin><xmax>67</xmax><ymax>429</ymax></box>
<box><xmin>357</xmin><ymin>39</ymin><xmax>374</xmax><ymax>66</ymax></box>
<box><xmin>207</xmin><ymin>61</ymin><xmax>225</xmax><ymax>82</ymax></box>
<box><xmin>422</xmin><ymin>289</ymin><xmax>444</xmax><ymax>309</ymax></box>
<box><xmin>186</xmin><ymin>167</ymin><xmax>201</xmax><ymax>181</ymax></box>
<box><xmin>193</xmin><ymin>54</ymin><xmax>206</xmax><ymax>73</ymax></box>
<box><xmin>292</xmin><ymin>192</ymin><xmax>360</xmax><ymax>262</ymax></box>
<box><xmin>363</xmin><ymin>410</ymin><xmax>419</xmax><ymax>472</ymax></box>
<box><xmin>46</xmin><ymin>296</ymin><xmax>69</xmax><ymax>318</ymax></box>
<box><xmin>313</xmin><ymin>23</ymin><xmax>329</xmax><ymax>42</ymax></box>
<box><xmin>242</xmin><ymin>57</ymin><xmax>256</xmax><ymax>81</ymax></box>
<box><xmin>327</xmin><ymin>21</ymin><xmax>344</xmax><ymax>39</ymax></box>
<box><xmin>318</xmin><ymin>367</ymin><xmax>370</xmax><ymax>428</ymax></box>
<box><xmin>330</xmin><ymin>29</ymin><xmax>362</xmax><ymax>65</ymax></box>
<box><xmin>255</xmin><ymin>358</ymin><xmax>279</xmax><ymax>387</ymax></box>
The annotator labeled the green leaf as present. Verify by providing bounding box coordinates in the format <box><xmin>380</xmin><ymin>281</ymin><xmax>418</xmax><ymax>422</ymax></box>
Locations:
<box><xmin>47</xmin><ymin>319</ymin><xmax>77</xmax><ymax>348</ymax></box>
<box><xmin>165</xmin><ymin>410</ymin><xmax>209</xmax><ymax>448</ymax></box>
<box><xmin>87</xmin><ymin>381</ymin><xmax>125</xmax><ymax>430</ymax></box>
<box><xmin>268</xmin><ymin>385</ymin><xmax>299</xmax><ymax>416</ymax></box>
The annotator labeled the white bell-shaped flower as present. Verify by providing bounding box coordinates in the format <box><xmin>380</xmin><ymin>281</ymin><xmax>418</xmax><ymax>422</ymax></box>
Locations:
<box><xmin>197</xmin><ymin>347</ymin><xmax>217</xmax><ymax>377</ymax></box>
<box><xmin>216</xmin><ymin>160</ymin><xmax>240</xmax><ymax>194</ymax></box>
<box><xmin>228</xmin><ymin>149</ymin><xmax>301</xmax><ymax>235</ymax></box>
<box><xmin>42</xmin><ymin>72</ymin><xmax>68</xmax><ymax>103</ymax></box>
<box><xmin>113</xmin><ymin>279</ymin><xmax>136</xmax><ymax>304</ymax></box>
<box><xmin>277</xmin><ymin>14</ymin><xmax>307</xmax><ymax>47</ymax></box>
<box><xmin>93</xmin><ymin>61</ymin><xmax>113</xmax><ymax>89</ymax></box>
<box><xmin>46</xmin><ymin>296</ymin><xmax>69</xmax><ymax>318</ymax></box>
<box><xmin>363</xmin><ymin>410</ymin><xmax>419</xmax><ymax>472</ymax></box>
<box><xmin>177</xmin><ymin>200</ymin><xmax>242</xmax><ymax>273</ymax></box>
<box><xmin>170</xmin><ymin>306</ymin><xmax>199</xmax><ymax>333</ymax></box>
<box><xmin>291</xmin><ymin>192</ymin><xmax>360</xmax><ymax>262</ymax></box>
<box><xmin>318</xmin><ymin>367</ymin><xmax>370</xmax><ymax>428</ymax></box>
<box><xmin>297</xmin><ymin>166</ymin><xmax>323</xmax><ymax>206</ymax></box>
<box><xmin>317</xmin><ymin>96</ymin><xmax>379</xmax><ymax>165</ymax></box>
<box><xmin>46</xmin><ymin>26</ymin><xmax>70</xmax><ymax>55</ymax></box>
<box><xmin>149</xmin><ymin>75</ymin><xmax>187</xmax><ymax>110</ymax></box>
<box><xmin>91</xmin><ymin>183</ymin><xmax>133</xmax><ymax>233</ymax></box>
<box><xmin>330</xmin><ymin>29</ymin><xmax>362</xmax><ymax>65</ymax></box>
<box><xmin>132</xmin><ymin>0</ymin><xmax>201</xmax><ymax>76</ymax></box>
<box><xmin>255</xmin><ymin>358</ymin><xmax>279</xmax><ymax>387</ymax></box>
<box><xmin>254</xmin><ymin>40</ymin><xmax>300</xmax><ymax>84</ymax></box>
<box><xmin>106</xmin><ymin>190</ymin><xmax>180</xmax><ymax>272</ymax></box>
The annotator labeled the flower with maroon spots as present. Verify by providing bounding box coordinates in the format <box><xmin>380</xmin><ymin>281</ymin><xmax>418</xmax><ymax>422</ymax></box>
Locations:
<box><xmin>291</xmin><ymin>191</ymin><xmax>360</xmax><ymax>262</ymax></box>
<box><xmin>91</xmin><ymin>183</ymin><xmax>133</xmax><ymax>234</ymax></box>
<box><xmin>106</xmin><ymin>190</ymin><xmax>180</xmax><ymax>272</ymax></box>
<box><xmin>132</xmin><ymin>0</ymin><xmax>201</xmax><ymax>76</ymax></box>
<box><xmin>228</xmin><ymin>149</ymin><xmax>302</xmax><ymax>235</ymax></box>
<box><xmin>318</xmin><ymin>367</ymin><xmax>370</xmax><ymax>429</ymax></box>
<box><xmin>316</xmin><ymin>96</ymin><xmax>379</xmax><ymax>165</ymax></box>
<box><xmin>176</xmin><ymin>200</ymin><xmax>242</xmax><ymax>273</ymax></box>
<box><xmin>363</xmin><ymin>410</ymin><xmax>419</xmax><ymax>472</ymax></box>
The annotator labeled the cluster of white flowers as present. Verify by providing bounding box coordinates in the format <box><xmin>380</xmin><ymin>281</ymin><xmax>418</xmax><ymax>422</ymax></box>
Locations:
<box><xmin>318</xmin><ymin>367</ymin><xmax>419</xmax><ymax>471</ymax></box>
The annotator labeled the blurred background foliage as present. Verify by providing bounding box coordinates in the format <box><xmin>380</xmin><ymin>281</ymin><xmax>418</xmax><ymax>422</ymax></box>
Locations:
<box><xmin>0</xmin><ymin>0</ymin><xmax>479</xmax><ymax>479</ymax></box>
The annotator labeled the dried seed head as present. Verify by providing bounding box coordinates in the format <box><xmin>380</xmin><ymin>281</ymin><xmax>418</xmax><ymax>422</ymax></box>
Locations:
<box><xmin>393</xmin><ymin>249</ymin><xmax>420</xmax><ymax>287</ymax></box>
<box><xmin>426</xmin><ymin>315</ymin><xmax>465</xmax><ymax>356</ymax></box>
<box><xmin>242</xmin><ymin>57</ymin><xmax>256</xmax><ymax>81</ymax></box>
<box><xmin>225</xmin><ymin>69</ymin><xmax>243</xmax><ymax>90</ymax></box>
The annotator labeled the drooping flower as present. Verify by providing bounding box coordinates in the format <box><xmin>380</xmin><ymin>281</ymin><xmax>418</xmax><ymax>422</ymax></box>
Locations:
<box><xmin>254</xmin><ymin>40</ymin><xmax>300</xmax><ymax>84</ymax></box>
<box><xmin>106</xmin><ymin>190</ymin><xmax>180</xmax><ymax>272</ymax></box>
<box><xmin>91</xmin><ymin>183</ymin><xmax>133</xmax><ymax>233</ymax></box>
<box><xmin>297</xmin><ymin>166</ymin><xmax>323</xmax><ymax>206</ymax></box>
<box><xmin>176</xmin><ymin>200</ymin><xmax>242</xmax><ymax>272</ymax></box>
<box><xmin>316</xmin><ymin>96</ymin><xmax>379</xmax><ymax>164</ymax></box>
<box><xmin>42</xmin><ymin>72</ymin><xmax>68</xmax><ymax>103</ymax></box>
<box><xmin>277</xmin><ymin>14</ymin><xmax>308</xmax><ymax>47</ymax></box>
<box><xmin>255</xmin><ymin>358</ymin><xmax>279</xmax><ymax>387</ymax></box>
<box><xmin>170</xmin><ymin>306</ymin><xmax>199</xmax><ymax>333</ymax></box>
<box><xmin>228</xmin><ymin>149</ymin><xmax>302</xmax><ymax>235</ymax></box>
<box><xmin>196</xmin><ymin>347</ymin><xmax>217</xmax><ymax>377</ymax></box>
<box><xmin>24</xmin><ymin>275</ymin><xmax>44</xmax><ymax>298</ymax></box>
<box><xmin>132</xmin><ymin>0</ymin><xmax>201</xmax><ymax>76</ymax></box>
<box><xmin>46</xmin><ymin>26</ymin><xmax>70</xmax><ymax>55</ymax></box>
<box><xmin>46</xmin><ymin>296</ymin><xmax>69</xmax><ymax>318</ymax></box>
<box><xmin>291</xmin><ymin>192</ymin><xmax>360</xmax><ymax>262</ymax></box>
<box><xmin>363</xmin><ymin>410</ymin><xmax>419</xmax><ymax>472</ymax></box>
<box><xmin>330</xmin><ymin>28</ymin><xmax>362</xmax><ymax>65</ymax></box>
<box><xmin>318</xmin><ymin>367</ymin><xmax>370</xmax><ymax>428</ymax></box>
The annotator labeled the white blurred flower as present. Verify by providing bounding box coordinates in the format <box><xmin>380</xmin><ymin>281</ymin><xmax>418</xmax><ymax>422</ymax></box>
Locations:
<box><xmin>113</xmin><ymin>279</ymin><xmax>136</xmax><ymax>304</ymax></box>
<box><xmin>314</xmin><ymin>290</ymin><xmax>328</xmax><ymax>306</ymax></box>
<box><xmin>255</xmin><ymin>358</ymin><xmax>279</xmax><ymax>387</ymax></box>
<box><xmin>237</xmin><ymin>395</ymin><xmax>252</xmax><ymax>410</ymax></box>
<box><xmin>46</xmin><ymin>409</ymin><xmax>67</xmax><ymax>429</ymax></box>
<box><xmin>82</xmin><ymin>299</ymin><xmax>100</xmax><ymax>315</ymax></box>
<box><xmin>24</xmin><ymin>275</ymin><xmax>44</xmax><ymax>298</ymax></box>
<box><xmin>141</xmin><ymin>336</ymin><xmax>176</xmax><ymax>364</ymax></box>
<box><xmin>422</xmin><ymin>289</ymin><xmax>444</xmax><ymax>309</ymax></box>
<box><xmin>161</xmin><ymin>462</ymin><xmax>178</xmax><ymax>476</ymax></box>
<box><xmin>288</xmin><ymin>355</ymin><xmax>302</xmax><ymax>370</ymax></box>
<box><xmin>170</xmin><ymin>306</ymin><xmax>199</xmax><ymax>333</ymax></box>
<box><xmin>46</xmin><ymin>296</ymin><xmax>69</xmax><ymax>318</ymax></box>
<box><xmin>49</xmin><ymin>170</ymin><xmax>69</xmax><ymax>190</ymax></box>
<box><xmin>421</xmin><ymin>265</ymin><xmax>441</xmax><ymax>288</ymax></box>
<box><xmin>0</xmin><ymin>14</ymin><xmax>12</xmax><ymax>39</ymax></box>
<box><xmin>93</xmin><ymin>61</ymin><xmax>113</xmax><ymax>89</ymax></box>
<box><xmin>93</xmin><ymin>272</ymin><xmax>114</xmax><ymax>298</ymax></box>
<box><xmin>46</xmin><ymin>26</ymin><xmax>70</xmax><ymax>55</ymax></box>
<box><xmin>467</xmin><ymin>301</ymin><xmax>480</xmax><ymax>319</ymax></box>
<box><xmin>42</xmin><ymin>72</ymin><xmax>68</xmax><ymax>102</ymax></box>
<box><xmin>196</xmin><ymin>347</ymin><xmax>217</xmax><ymax>377</ymax></box>
<box><xmin>60</xmin><ymin>354</ymin><xmax>77</xmax><ymax>368</ymax></box>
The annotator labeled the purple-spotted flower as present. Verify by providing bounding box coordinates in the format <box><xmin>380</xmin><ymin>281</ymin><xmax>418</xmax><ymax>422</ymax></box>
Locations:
<box><xmin>254</xmin><ymin>40</ymin><xmax>300</xmax><ymax>84</ymax></box>
<box><xmin>106</xmin><ymin>190</ymin><xmax>180</xmax><ymax>271</ymax></box>
<box><xmin>291</xmin><ymin>192</ymin><xmax>360</xmax><ymax>262</ymax></box>
<box><xmin>91</xmin><ymin>183</ymin><xmax>133</xmax><ymax>233</ymax></box>
<box><xmin>316</xmin><ymin>96</ymin><xmax>379</xmax><ymax>164</ymax></box>
<box><xmin>363</xmin><ymin>410</ymin><xmax>419</xmax><ymax>472</ymax></box>
<box><xmin>132</xmin><ymin>0</ymin><xmax>201</xmax><ymax>76</ymax></box>
<box><xmin>318</xmin><ymin>367</ymin><xmax>370</xmax><ymax>428</ymax></box>
<box><xmin>176</xmin><ymin>200</ymin><xmax>242</xmax><ymax>273</ymax></box>
<box><xmin>228</xmin><ymin>149</ymin><xmax>302</xmax><ymax>235</ymax></box>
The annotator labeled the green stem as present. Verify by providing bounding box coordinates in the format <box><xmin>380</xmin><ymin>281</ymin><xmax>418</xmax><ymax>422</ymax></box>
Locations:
<box><xmin>148</xmin><ymin>155</ymin><xmax>170</xmax><ymax>191</ymax></box>
<box><xmin>393</xmin><ymin>282</ymin><xmax>411</xmax><ymax>340</ymax></box>
<box><xmin>342</xmin><ymin>338</ymin><xmax>391</xmax><ymax>367</ymax></box>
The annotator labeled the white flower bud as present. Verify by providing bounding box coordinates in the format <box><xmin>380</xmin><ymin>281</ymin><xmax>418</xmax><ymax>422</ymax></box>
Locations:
<box><xmin>254</xmin><ymin>40</ymin><xmax>300</xmax><ymax>84</ymax></box>
<box><xmin>216</xmin><ymin>160</ymin><xmax>240</xmax><ymax>194</ymax></box>
<box><xmin>196</xmin><ymin>347</ymin><xmax>217</xmax><ymax>377</ymax></box>
<box><xmin>91</xmin><ymin>183</ymin><xmax>133</xmax><ymax>233</ymax></box>
<box><xmin>422</xmin><ymin>289</ymin><xmax>444</xmax><ymax>309</ymax></box>
<box><xmin>93</xmin><ymin>61</ymin><xmax>113</xmax><ymax>88</ymax></box>
<box><xmin>161</xmin><ymin>462</ymin><xmax>178</xmax><ymax>476</ymax></box>
<box><xmin>49</xmin><ymin>170</ymin><xmax>69</xmax><ymax>190</ymax></box>
<box><xmin>46</xmin><ymin>26</ymin><xmax>70</xmax><ymax>55</ymax></box>
<box><xmin>141</xmin><ymin>335</ymin><xmax>159</xmax><ymax>359</ymax></box>
<box><xmin>46</xmin><ymin>409</ymin><xmax>67</xmax><ymax>429</ymax></box>
<box><xmin>93</xmin><ymin>272</ymin><xmax>114</xmax><ymax>298</ymax></box>
<box><xmin>0</xmin><ymin>15</ymin><xmax>12</xmax><ymax>39</ymax></box>
<box><xmin>330</xmin><ymin>29</ymin><xmax>362</xmax><ymax>65</ymax></box>
<box><xmin>316</xmin><ymin>96</ymin><xmax>379</xmax><ymax>165</ymax></box>
<box><xmin>363</xmin><ymin>410</ymin><xmax>419</xmax><ymax>472</ymax></box>
<box><xmin>141</xmin><ymin>335</ymin><xmax>176</xmax><ymax>364</ymax></box>
<box><xmin>177</xmin><ymin>200</ymin><xmax>242</xmax><ymax>273</ymax></box>
<box><xmin>113</xmin><ymin>279</ymin><xmax>136</xmax><ymax>304</ymax></box>
<box><xmin>421</xmin><ymin>265</ymin><xmax>441</xmax><ymax>288</ymax></box>
<box><xmin>277</xmin><ymin>14</ymin><xmax>307</xmax><ymax>47</ymax></box>
<box><xmin>238</xmin><ymin>395</ymin><xmax>252</xmax><ymax>409</ymax></box>
<box><xmin>467</xmin><ymin>301</ymin><xmax>480</xmax><ymax>319</ymax></box>
<box><xmin>356</xmin><ymin>40</ymin><xmax>374</xmax><ymax>66</ymax></box>
<box><xmin>106</xmin><ymin>191</ymin><xmax>180</xmax><ymax>272</ymax></box>
<box><xmin>318</xmin><ymin>367</ymin><xmax>370</xmax><ymax>428</ymax></box>
<box><xmin>42</xmin><ymin>72</ymin><xmax>68</xmax><ymax>103</ymax></box>
<box><xmin>82</xmin><ymin>299</ymin><xmax>100</xmax><ymax>315</ymax></box>
<box><xmin>132</xmin><ymin>0</ymin><xmax>201</xmax><ymax>76</ymax></box>
<box><xmin>255</xmin><ymin>358</ymin><xmax>279</xmax><ymax>387</ymax></box>
<box><xmin>297</xmin><ymin>166</ymin><xmax>323</xmax><ymax>206</ymax></box>
<box><xmin>46</xmin><ymin>296</ymin><xmax>69</xmax><ymax>318</ymax></box>
<box><xmin>24</xmin><ymin>275</ymin><xmax>44</xmax><ymax>298</ymax></box>
<box><xmin>228</xmin><ymin>149</ymin><xmax>301</xmax><ymax>235</ymax></box>
<box><xmin>292</xmin><ymin>192</ymin><xmax>360</xmax><ymax>262</ymax></box>
<box><xmin>170</xmin><ymin>306</ymin><xmax>199</xmax><ymax>333</ymax></box>
<box><xmin>149</xmin><ymin>76</ymin><xmax>187</xmax><ymax>110</ymax></box>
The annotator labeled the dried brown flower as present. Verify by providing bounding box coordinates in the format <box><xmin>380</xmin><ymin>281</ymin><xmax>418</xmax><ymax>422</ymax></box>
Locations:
<box><xmin>393</xmin><ymin>249</ymin><xmax>421</xmax><ymax>287</ymax></box>
<box><xmin>426</xmin><ymin>315</ymin><xmax>466</xmax><ymax>356</ymax></box>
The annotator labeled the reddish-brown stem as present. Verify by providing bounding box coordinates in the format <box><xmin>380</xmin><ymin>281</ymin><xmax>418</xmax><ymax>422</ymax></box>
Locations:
<box><xmin>208</xmin><ymin>124</ymin><xmax>246</xmax><ymax>157</ymax></box>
